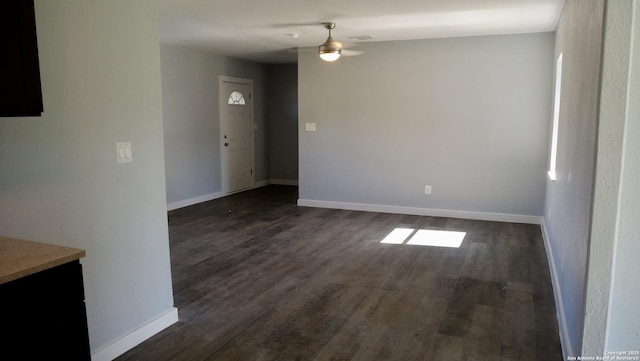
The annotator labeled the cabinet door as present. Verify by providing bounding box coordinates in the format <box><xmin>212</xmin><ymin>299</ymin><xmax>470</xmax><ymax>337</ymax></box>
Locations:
<box><xmin>0</xmin><ymin>0</ymin><xmax>43</xmax><ymax>117</ymax></box>
<box><xmin>0</xmin><ymin>261</ymin><xmax>91</xmax><ymax>360</ymax></box>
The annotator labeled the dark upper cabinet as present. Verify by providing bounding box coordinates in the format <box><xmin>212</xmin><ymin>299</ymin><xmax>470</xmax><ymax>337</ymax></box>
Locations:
<box><xmin>0</xmin><ymin>0</ymin><xmax>43</xmax><ymax>117</ymax></box>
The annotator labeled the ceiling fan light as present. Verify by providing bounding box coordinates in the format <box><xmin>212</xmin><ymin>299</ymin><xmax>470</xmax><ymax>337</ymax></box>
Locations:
<box><xmin>319</xmin><ymin>50</ymin><xmax>341</xmax><ymax>61</ymax></box>
<box><xmin>319</xmin><ymin>37</ymin><xmax>341</xmax><ymax>61</ymax></box>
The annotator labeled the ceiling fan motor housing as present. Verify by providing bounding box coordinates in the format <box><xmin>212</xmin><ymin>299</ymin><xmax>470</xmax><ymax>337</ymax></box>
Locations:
<box><xmin>319</xmin><ymin>36</ymin><xmax>341</xmax><ymax>55</ymax></box>
<box><xmin>319</xmin><ymin>22</ymin><xmax>341</xmax><ymax>61</ymax></box>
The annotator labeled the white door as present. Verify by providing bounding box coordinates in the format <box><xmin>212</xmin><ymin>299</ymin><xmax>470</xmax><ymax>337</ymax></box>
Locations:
<box><xmin>220</xmin><ymin>76</ymin><xmax>254</xmax><ymax>194</ymax></box>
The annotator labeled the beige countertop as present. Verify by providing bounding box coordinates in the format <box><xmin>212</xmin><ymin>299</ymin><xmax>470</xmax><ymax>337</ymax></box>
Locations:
<box><xmin>0</xmin><ymin>236</ymin><xmax>85</xmax><ymax>285</ymax></box>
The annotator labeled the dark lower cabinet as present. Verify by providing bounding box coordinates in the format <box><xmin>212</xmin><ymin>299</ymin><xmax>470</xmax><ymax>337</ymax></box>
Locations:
<box><xmin>0</xmin><ymin>260</ymin><xmax>91</xmax><ymax>360</ymax></box>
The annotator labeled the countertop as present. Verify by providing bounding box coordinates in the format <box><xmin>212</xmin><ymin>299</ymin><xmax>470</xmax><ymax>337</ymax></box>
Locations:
<box><xmin>0</xmin><ymin>236</ymin><xmax>85</xmax><ymax>285</ymax></box>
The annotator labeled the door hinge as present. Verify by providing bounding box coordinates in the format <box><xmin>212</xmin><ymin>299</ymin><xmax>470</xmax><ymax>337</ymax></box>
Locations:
<box><xmin>251</xmin><ymin>169</ymin><xmax>253</xmax><ymax>175</ymax></box>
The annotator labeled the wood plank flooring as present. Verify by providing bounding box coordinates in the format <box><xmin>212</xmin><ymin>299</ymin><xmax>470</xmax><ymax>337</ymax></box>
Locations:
<box><xmin>116</xmin><ymin>185</ymin><xmax>562</xmax><ymax>361</ymax></box>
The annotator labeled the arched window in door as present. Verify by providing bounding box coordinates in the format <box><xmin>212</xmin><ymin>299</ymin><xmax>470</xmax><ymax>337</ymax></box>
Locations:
<box><xmin>227</xmin><ymin>91</ymin><xmax>246</xmax><ymax>105</ymax></box>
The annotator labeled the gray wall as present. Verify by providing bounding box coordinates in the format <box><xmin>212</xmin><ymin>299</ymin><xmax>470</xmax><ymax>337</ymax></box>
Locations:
<box><xmin>606</xmin><ymin>0</ymin><xmax>640</xmax><ymax>348</ymax></box>
<box><xmin>160</xmin><ymin>44</ymin><xmax>268</xmax><ymax>207</ymax></box>
<box><xmin>267</xmin><ymin>64</ymin><xmax>299</xmax><ymax>183</ymax></box>
<box><xmin>582</xmin><ymin>0</ymin><xmax>640</xmax><ymax>355</ymax></box>
<box><xmin>544</xmin><ymin>0</ymin><xmax>640</xmax><ymax>356</ymax></box>
<box><xmin>0</xmin><ymin>0</ymin><xmax>174</xmax><ymax>353</ymax></box>
<box><xmin>542</xmin><ymin>0</ymin><xmax>604</xmax><ymax>357</ymax></box>
<box><xmin>298</xmin><ymin>33</ymin><xmax>553</xmax><ymax>217</ymax></box>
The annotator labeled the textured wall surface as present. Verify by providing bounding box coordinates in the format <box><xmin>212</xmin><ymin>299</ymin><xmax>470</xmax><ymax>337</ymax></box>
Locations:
<box><xmin>542</xmin><ymin>0</ymin><xmax>604</xmax><ymax>357</ymax></box>
<box><xmin>606</xmin><ymin>0</ymin><xmax>640</xmax><ymax>349</ymax></box>
<box><xmin>582</xmin><ymin>0</ymin><xmax>633</xmax><ymax>356</ymax></box>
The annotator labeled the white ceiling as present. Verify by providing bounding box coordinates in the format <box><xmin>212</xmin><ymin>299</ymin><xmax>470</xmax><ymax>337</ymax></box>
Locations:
<box><xmin>157</xmin><ymin>0</ymin><xmax>566</xmax><ymax>63</ymax></box>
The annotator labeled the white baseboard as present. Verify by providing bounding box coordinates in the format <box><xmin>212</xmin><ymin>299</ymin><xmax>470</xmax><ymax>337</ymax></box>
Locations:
<box><xmin>167</xmin><ymin>192</ymin><xmax>225</xmax><ymax>211</ymax></box>
<box><xmin>271</xmin><ymin>179</ymin><xmax>299</xmax><ymax>186</ymax></box>
<box><xmin>297</xmin><ymin>199</ymin><xmax>542</xmax><ymax>224</ymax></box>
<box><xmin>254</xmin><ymin>179</ymin><xmax>271</xmax><ymax>187</ymax></box>
<box><xmin>541</xmin><ymin>220</ymin><xmax>571</xmax><ymax>360</ymax></box>
<box><xmin>91</xmin><ymin>307</ymin><xmax>179</xmax><ymax>361</ymax></box>
<box><xmin>166</xmin><ymin>180</ymin><xmax>275</xmax><ymax>211</ymax></box>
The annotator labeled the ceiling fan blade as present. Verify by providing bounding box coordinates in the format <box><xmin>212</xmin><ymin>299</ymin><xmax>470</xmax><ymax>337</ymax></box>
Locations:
<box><xmin>287</xmin><ymin>47</ymin><xmax>363</xmax><ymax>56</ymax></box>
<box><xmin>269</xmin><ymin>21</ymin><xmax>325</xmax><ymax>28</ymax></box>
<box><xmin>286</xmin><ymin>47</ymin><xmax>316</xmax><ymax>54</ymax></box>
<box><xmin>342</xmin><ymin>49</ymin><xmax>364</xmax><ymax>57</ymax></box>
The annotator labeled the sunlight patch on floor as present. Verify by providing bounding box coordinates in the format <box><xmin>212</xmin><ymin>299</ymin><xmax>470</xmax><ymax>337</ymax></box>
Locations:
<box><xmin>380</xmin><ymin>227</ymin><xmax>466</xmax><ymax>248</ymax></box>
<box><xmin>380</xmin><ymin>227</ymin><xmax>416</xmax><ymax>244</ymax></box>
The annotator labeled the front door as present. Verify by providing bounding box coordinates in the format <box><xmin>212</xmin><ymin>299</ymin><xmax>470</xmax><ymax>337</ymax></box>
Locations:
<box><xmin>220</xmin><ymin>76</ymin><xmax>254</xmax><ymax>194</ymax></box>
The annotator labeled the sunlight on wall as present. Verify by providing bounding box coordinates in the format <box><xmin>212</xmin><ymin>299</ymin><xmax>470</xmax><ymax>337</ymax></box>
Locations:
<box><xmin>380</xmin><ymin>227</ymin><xmax>466</xmax><ymax>248</ymax></box>
<box><xmin>548</xmin><ymin>53</ymin><xmax>563</xmax><ymax>181</ymax></box>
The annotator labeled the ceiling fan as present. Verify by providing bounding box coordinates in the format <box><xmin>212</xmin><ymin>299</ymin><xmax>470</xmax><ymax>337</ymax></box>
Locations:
<box><xmin>317</xmin><ymin>22</ymin><xmax>363</xmax><ymax>61</ymax></box>
<box><xmin>286</xmin><ymin>22</ymin><xmax>364</xmax><ymax>61</ymax></box>
<box><xmin>318</xmin><ymin>22</ymin><xmax>341</xmax><ymax>61</ymax></box>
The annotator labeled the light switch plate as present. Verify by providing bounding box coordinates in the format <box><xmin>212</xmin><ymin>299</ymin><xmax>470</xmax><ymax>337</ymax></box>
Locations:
<box><xmin>305</xmin><ymin>123</ymin><xmax>316</xmax><ymax>132</ymax></box>
<box><xmin>116</xmin><ymin>142</ymin><xmax>132</xmax><ymax>164</ymax></box>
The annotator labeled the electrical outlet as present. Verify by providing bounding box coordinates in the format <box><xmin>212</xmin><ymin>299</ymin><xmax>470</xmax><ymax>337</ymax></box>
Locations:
<box><xmin>424</xmin><ymin>185</ymin><xmax>432</xmax><ymax>195</ymax></box>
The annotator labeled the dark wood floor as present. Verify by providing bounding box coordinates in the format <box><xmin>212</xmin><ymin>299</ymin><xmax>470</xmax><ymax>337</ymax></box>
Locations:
<box><xmin>116</xmin><ymin>185</ymin><xmax>562</xmax><ymax>361</ymax></box>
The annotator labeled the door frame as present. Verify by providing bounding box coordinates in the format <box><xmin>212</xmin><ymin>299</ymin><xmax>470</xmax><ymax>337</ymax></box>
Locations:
<box><xmin>219</xmin><ymin>75</ymin><xmax>255</xmax><ymax>195</ymax></box>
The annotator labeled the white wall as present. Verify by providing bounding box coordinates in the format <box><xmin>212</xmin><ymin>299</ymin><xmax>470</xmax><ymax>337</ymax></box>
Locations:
<box><xmin>0</xmin><ymin>0</ymin><xmax>175</xmax><ymax>356</ymax></box>
<box><xmin>582</xmin><ymin>0</ymin><xmax>632</xmax><ymax>355</ymax></box>
<box><xmin>160</xmin><ymin>44</ymin><xmax>268</xmax><ymax>208</ymax></box>
<box><xmin>544</xmin><ymin>0</ymin><xmax>640</xmax><ymax>356</ymax></box>
<box><xmin>606</xmin><ymin>0</ymin><xmax>640</xmax><ymax>349</ymax></box>
<box><xmin>298</xmin><ymin>33</ymin><xmax>553</xmax><ymax>220</ymax></box>
<box><xmin>542</xmin><ymin>0</ymin><xmax>605</xmax><ymax>357</ymax></box>
<box><xmin>580</xmin><ymin>0</ymin><xmax>640</xmax><ymax>355</ymax></box>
